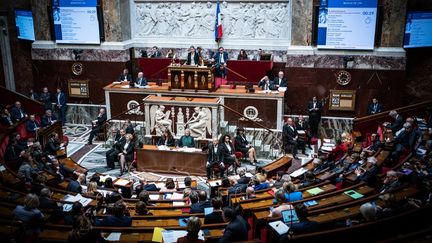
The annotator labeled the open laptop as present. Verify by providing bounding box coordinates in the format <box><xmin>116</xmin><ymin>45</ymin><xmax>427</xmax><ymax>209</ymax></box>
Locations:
<box><xmin>281</xmin><ymin>209</ymin><xmax>299</xmax><ymax>225</ymax></box>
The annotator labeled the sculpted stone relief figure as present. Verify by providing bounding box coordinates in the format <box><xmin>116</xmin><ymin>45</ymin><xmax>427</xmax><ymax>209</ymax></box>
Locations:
<box><xmin>134</xmin><ymin>2</ymin><xmax>291</xmax><ymax>39</ymax></box>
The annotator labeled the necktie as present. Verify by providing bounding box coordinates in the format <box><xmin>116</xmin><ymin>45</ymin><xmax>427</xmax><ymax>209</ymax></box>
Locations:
<box><xmin>374</xmin><ymin>104</ymin><xmax>377</xmax><ymax>112</ymax></box>
<box><xmin>313</xmin><ymin>102</ymin><xmax>316</xmax><ymax>109</ymax></box>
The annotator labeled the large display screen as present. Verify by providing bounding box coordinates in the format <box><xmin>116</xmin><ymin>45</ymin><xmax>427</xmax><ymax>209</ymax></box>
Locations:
<box><xmin>317</xmin><ymin>0</ymin><xmax>378</xmax><ymax>50</ymax></box>
<box><xmin>404</xmin><ymin>11</ymin><xmax>432</xmax><ymax>48</ymax></box>
<box><xmin>52</xmin><ymin>0</ymin><xmax>100</xmax><ymax>44</ymax></box>
<box><xmin>15</xmin><ymin>9</ymin><xmax>35</xmax><ymax>41</ymax></box>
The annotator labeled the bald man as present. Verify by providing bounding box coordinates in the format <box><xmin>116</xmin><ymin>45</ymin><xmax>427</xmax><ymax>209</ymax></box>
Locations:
<box><xmin>273</xmin><ymin>71</ymin><xmax>287</xmax><ymax>88</ymax></box>
<box><xmin>135</xmin><ymin>72</ymin><xmax>147</xmax><ymax>86</ymax></box>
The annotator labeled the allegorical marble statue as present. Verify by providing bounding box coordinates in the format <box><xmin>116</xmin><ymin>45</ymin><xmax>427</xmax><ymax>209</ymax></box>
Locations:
<box><xmin>152</xmin><ymin>105</ymin><xmax>172</xmax><ymax>135</ymax></box>
<box><xmin>185</xmin><ymin>107</ymin><xmax>211</xmax><ymax>138</ymax></box>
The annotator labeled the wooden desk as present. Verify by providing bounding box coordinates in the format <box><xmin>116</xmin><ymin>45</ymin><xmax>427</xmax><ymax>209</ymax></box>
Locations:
<box><xmin>262</xmin><ymin>156</ymin><xmax>292</xmax><ymax>178</ymax></box>
<box><xmin>136</xmin><ymin>145</ymin><xmax>207</xmax><ymax>176</ymax></box>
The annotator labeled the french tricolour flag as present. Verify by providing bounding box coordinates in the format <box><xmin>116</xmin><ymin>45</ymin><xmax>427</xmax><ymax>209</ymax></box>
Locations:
<box><xmin>215</xmin><ymin>0</ymin><xmax>223</xmax><ymax>42</ymax></box>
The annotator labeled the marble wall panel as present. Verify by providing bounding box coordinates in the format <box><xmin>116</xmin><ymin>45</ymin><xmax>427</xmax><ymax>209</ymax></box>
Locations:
<box><xmin>32</xmin><ymin>48</ymin><xmax>130</xmax><ymax>62</ymax></box>
<box><xmin>291</xmin><ymin>0</ymin><xmax>313</xmax><ymax>46</ymax></box>
<box><xmin>102</xmin><ymin>0</ymin><xmax>123</xmax><ymax>42</ymax></box>
<box><xmin>380</xmin><ymin>0</ymin><xmax>407</xmax><ymax>47</ymax></box>
<box><xmin>286</xmin><ymin>54</ymin><xmax>406</xmax><ymax>70</ymax></box>
<box><xmin>31</xmin><ymin>0</ymin><xmax>51</xmax><ymax>41</ymax></box>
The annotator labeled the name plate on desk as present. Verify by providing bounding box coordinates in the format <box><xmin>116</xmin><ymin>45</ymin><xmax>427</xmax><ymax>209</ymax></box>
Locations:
<box><xmin>329</xmin><ymin>90</ymin><xmax>356</xmax><ymax>111</ymax></box>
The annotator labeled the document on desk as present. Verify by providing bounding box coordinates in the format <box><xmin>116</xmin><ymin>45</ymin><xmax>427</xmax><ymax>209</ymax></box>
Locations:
<box><xmin>162</xmin><ymin>230</ymin><xmax>205</xmax><ymax>243</ymax></box>
<box><xmin>105</xmin><ymin>232</ymin><xmax>121</xmax><ymax>241</ymax></box>
<box><xmin>171</xmin><ymin>192</ymin><xmax>184</xmax><ymax>200</ymax></box>
<box><xmin>149</xmin><ymin>194</ymin><xmax>161</xmax><ymax>200</ymax></box>
<box><xmin>290</xmin><ymin>167</ymin><xmax>308</xmax><ymax>178</ymax></box>
<box><xmin>269</xmin><ymin>220</ymin><xmax>289</xmax><ymax>235</ymax></box>
<box><xmin>114</xmin><ymin>178</ymin><xmax>130</xmax><ymax>186</ymax></box>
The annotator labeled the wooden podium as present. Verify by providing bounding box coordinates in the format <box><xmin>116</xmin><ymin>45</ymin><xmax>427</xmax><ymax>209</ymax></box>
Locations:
<box><xmin>168</xmin><ymin>64</ymin><xmax>215</xmax><ymax>92</ymax></box>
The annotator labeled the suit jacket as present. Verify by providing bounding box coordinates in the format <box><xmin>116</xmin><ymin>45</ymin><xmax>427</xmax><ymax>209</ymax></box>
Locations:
<box><xmin>55</xmin><ymin>92</ymin><xmax>67</xmax><ymax>107</ymax></box>
<box><xmin>218</xmin><ymin>216</ymin><xmax>248</xmax><ymax>243</ymax></box>
<box><xmin>97</xmin><ymin>215</ymin><xmax>132</xmax><ymax>227</ymax></box>
<box><xmin>29</xmin><ymin>92</ymin><xmax>39</xmax><ymax>100</ymax></box>
<box><xmin>157</xmin><ymin>136</ymin><xmax>175</xmax><ymax>147</ymax></box>
<box><xmin>207</xmin><ymin>143</ymin><xmax>221</xmax><ymax>164</ymax></box>
<box><xmin>214</xmin><ymin>52</ymin><xmax>229</xmax><ymax>66</ymax></box>
<box><xmin>118</xmin><ymin>73</ymin><xmax>132</xmax><ymax>82</ymax></box>
<box><xmin>39</xmin><ymin>196</ymin><xmax>59</xmax><ymax>210</ymax></box>
<box><xmin>26</xmin><ymin>120</ymin><xmax>40</xmax><ymax>133</ymax></box>
<box><xmin>234</xmin><ymin>135</ymin><xmax>249</xmax><ymax>151</ymax></box>
<box><xmin>190</xmin><ymin>200</ymin><xmax>212</xmax><ymax>214</ymax></box>
<box><xmin>307</xmin><ymin>101</ymin><xmax>323</xmax><ymax>118</ymax></box>
<box><xmin>273</xmin><ymin>77</ymin><xmax>288</xmax><ymax>87</ymax></box>
<box><xmin>135</xmin><ymin>77</ymin><xmax>147</xmax><ymax>86</ymax></box>
<box><xmin>150</xmin><ymin>51</ymin><xmax>162</xmax><ymax>58</ymax></box>
<box><xmin>283</xmin><ymin>124</ymin><xmax>298</xmax><ymax>142</ymax></box>
<box><xmin>10</xmin><ymin>107</ymin><xmax>27</xmax><ymax>122</ymax></box>
<box><xmin>218</xmin><ymin>142</ymin><xmax>235</xmax><ymax>164</ymax></box>
<box><xmin>125</xmin><ymin>124</ymin><xmax>135</xmax><ymax>135</ymax></box>
<box><xmin>66</xmin><ymin>180</ymin><xmax>82</xmax><ymax>193</ymax></box>
<box><xmin>296</xmin><ymin>120</ymin><xmax>308</xmax><ymax>131</ymax></box>
<box><xmin>46</xmin><ymin>138</ymin><xmax>61</xmax><ymax>155</ymax></box>
<box><xmin>386</xmin><ymin>115</ymin><xmax>404</xmax><ymax>134</ymax></box>
<box><xmin>204</xmin><ymin>211</ymin><xmax>224</xmax><ymax>224</ymax></box>
<box><xmin>39</xmin><ymin>92</ymin><xmax>52</xmax><ymax>110</ymax></box>
<box><xmin>41</xmin><ymin>114</ymin><xmax>57</xmax><ymax>127</ymax></box>
<box><xmin>1</xmin><ymin>114</ymin><xmax>14</xmax><ymax>126</ymax></box>
<box><xmin>186</xmin><ymin>52</ymin><xmax>200</xmax><ymax>65</ymax></box>
<box><xmin>367</xmin><ymin>103</ymin><xmax>383</xmax><ymax>115</ymax></box>
<box><xmin>258</xmin><ymin>80</ymin><xmax>276</xmax><ymax>90</ymax></box>
<box><xmin>94</xmin><ymin>113</ymin><xmax>107</xmax><ymax>130</ymax></box>
<box><xmin>120</xmin><ymin>141</ymin><xmax>135</xmax><ymax>162</ymax></box>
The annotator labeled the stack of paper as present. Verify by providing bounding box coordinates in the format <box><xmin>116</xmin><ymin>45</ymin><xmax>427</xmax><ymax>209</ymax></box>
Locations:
<box><xmin>104</xmin><ymin>232</ymin><xmax>121</xmax><ymax>241</ymax></box>
<box><xmin>161</xmin><ymin>230</ymin><xmax>205</xmax><ymax>243</ymax></box>
<box><xmin>149</xmin><ymin>194</ymin><xmax>160</xmax><ymax>200</ymax></box>
<box><xmin>269</xmin><ymin>221</ymin><xmax>289</xmax><ymax>235</ymax></box>
<box><xmin>306</xmin><ymin>187</ymin><xmax>324</xmax><ymax>196</ymax></box>
<box><xmin>99</xmin><ymin>175</ymin><xmax>116</xmax><ymax>183</ymax></box>
<box><xmin>208</xmin><ymin>179</ymin><xmax>222</xmax><ymax>187</ymax></box>
<box><xmin>114</xmin><ymin>178</ymin><xmax>130</xmax><ymax>187</ymax></box>
<box><xmin>173</xmin><ymin>201</ymin><xmax>185</xmax><ymax>206</ymax></box>
<box><xmin>290</xmin><ymin>167</ymin><xmax>308</xmax><ymax>178</ymax></box>
<box><xmin>171</xmin><ymin>193</ymin><xmax>184</xmax><ymax>200</ymax></box>
<box><xmin>63</xmin><ymin>194</ymin><xmax>92</xmax><ymax>207</ymax></box>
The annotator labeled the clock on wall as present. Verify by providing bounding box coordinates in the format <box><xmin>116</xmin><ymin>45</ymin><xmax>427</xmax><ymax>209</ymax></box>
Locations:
<box><xmin>336</xmin><ymin>70</ymin><xmax>351</xmax><ymax>86</ymax></box>
<box><xmin>72</xmin><ymin>62</ymin><xmax>84</xmax><ymax>76</ymax></box>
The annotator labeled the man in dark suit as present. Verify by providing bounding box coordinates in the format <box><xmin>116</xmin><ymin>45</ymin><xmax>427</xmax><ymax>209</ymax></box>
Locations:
<box><xmin>41</xmin><ymin>109</ymin><xmax>57</xmax><ymax>127</ymax></box>
<box><xmin>106</xmin><ymin>128</ymin><xmax>126</xmax><ymax>169</ymax></box>
<box><xmin>26</xmin><ymin>114</ymin><xmax>40</xmax><ymax>134</ymax></box>
<box><xmin>46</xmin><ymin>132</ymin><xmax>63</xmax><ymax>156</ymax></box>
<box><xmin>10</xmin><ymin>101</ymin><xmax>27</xmax><ymax>122</ymax></box>
<box><xmin>273</xmin><ymin>71</ymin><xmax>288</xmax><ymax>88</ymax></box>
<box><xmin>39</xmin><ymin>87</ymin><xmax>52</xmax><ymax>111</ymax></box>
<box><xmin>124</xmin><ymin>119</ymin><xmax>135</xmax><ymax>135</ymax></box>
<box><xmin>384</xmin><ymin>110</ymin><xmax>404</xmax><ymax>134</ymax></box>
<box><xmin>186</xmin><ymin>46</ymin><xmax>200</xmax><ymax>66</ymax></box>
<box><xmin>213</xmin><ymin>46</ymin><xmax>229</xmax><ymax>78</ymax></box>
<box><xmin>296</xmin><ymin>116</ymin><xmax>311</xmax><ymax>149</ymax></box>
<box><xmin>117</xmin><ymin>68</ymin><xmax>132</xmax><ymax>82</ymax></box>
<box><xmin>39</xmin><ymin>188</ymin><xmax>60</xmax><ymax>210</ymax></box>
<box><xmin>135</xmin><ymin>72</ymin><xmax>147</xmax><ymax>86</ymax></box>
<box><xmin>307</xmin><ymin>96</ymin><xmax>322</xmax><ymax>137</ymax></box>
<box><xmin>283</xmin><ymin>118</ymin><xmax>305</xmax><ymax>159</ymax></box>
<box><xmin>367</xmin><ymin>98</ymin><xmax>383</xmax><ymax>115</ymax></box>
<box><xmin>258</xmin><ymin>76</ymin><xmax>276</xmax><ymax>91</ymax></box>
<box><xmin>96</xmin><ymin>201</ymin><xmax>132</xmax><ymax>227</ymax></box>
<box><xmin>66</xmin><ymin>174</ymin><xmax>85</xmax><ymax>193</ymax></box>
<box><xmin>87</xmin><ymin>108</ymin><xmax>107</xmax><ymax>145</ymax></box>
<box><xmin>29</xmin><ymin>89</ymin><xmax>39</xmax><ymax>100</ymax></box>
<box><xmin>206</xmin><ymin>138</ymin><xmax>224</xmax><ymax>178</ymax></box>
<box><xmin>219</xmin><ymin>207</ymin><xmax>248</xmax><ymax>243</ymax></box>
<box><xmin>204</xmin><ymin>197</ymin><xmax>224</xmax><ymax>224</ymax></box>
<box><xmin>190</xmin><ymin>190</ymin><xmax>212</xmax><ymax>214</ymax></box>
<box><xmin>150</xmin><ymin>46</ymin><xmax>162</xmax><ymax>58</ymax></box>
<box><xmin>55</xmin><ymin>88</ymin><xmax>67</xmax><ymax>125</ymax></box>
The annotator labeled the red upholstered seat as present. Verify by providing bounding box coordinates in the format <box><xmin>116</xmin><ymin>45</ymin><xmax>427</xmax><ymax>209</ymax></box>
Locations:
<box><xmin>16</xmin><ymin>122</ymin><xmax>30</xmax><ymax>140</ymax></box>
<box><xmin>310</xmin><ymin>137</ymin><xmax>318</xmax><ymax>145</ymax></box>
